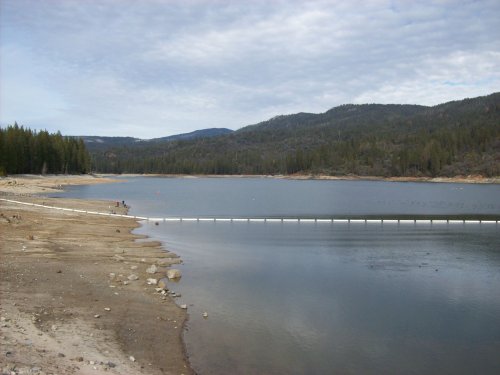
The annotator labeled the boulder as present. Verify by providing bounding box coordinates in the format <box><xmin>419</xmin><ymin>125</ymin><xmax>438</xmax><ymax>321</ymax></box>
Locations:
<box><xmin>166</xmin><ymin>269</ymin><xmax>182</xmax><ymax>280</ymax></box>
<box><xmin>127</xmin><ymin>274</ymin><xmax>139</xmax><ymax>281</ymax></box>
<box><xmin>147</xmin><ymin>278</ymin><xmax>158</xmax><ymax>285</ymax></box>
<box><xmin>146</xmin><ymin>265</ymin><xmax>158</xmax><ymax>274</ymax></box>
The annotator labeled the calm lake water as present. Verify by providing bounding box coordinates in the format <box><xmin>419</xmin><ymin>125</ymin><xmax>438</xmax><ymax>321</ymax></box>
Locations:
<box><xmin>53</xmin><ymin>177</ymin><xmax>500</xmax><ymax>374</ymax></box>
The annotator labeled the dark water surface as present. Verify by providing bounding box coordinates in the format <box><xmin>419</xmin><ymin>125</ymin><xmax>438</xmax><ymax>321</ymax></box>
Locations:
<box><xmin>54</xmin><ymin>177</ymin><xmax>500</xmax><ymax>374</ymax></box>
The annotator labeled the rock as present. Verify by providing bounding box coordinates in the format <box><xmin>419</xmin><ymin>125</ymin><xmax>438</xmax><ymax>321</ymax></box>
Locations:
<box><xmin>180</xmin><ymin>304</ymin><xmax>187</xmax><ymax>309</ymax></box>
<box><xmin>146</xmin><ymin>265</ymin><xmax>158</xmax><ymax>274</ymax></box>
<box><xmin>109</xmin><ymin>273</ymin><xmax>116</xmax><ymax>279</ymax></box>
<box><xmin>156</xmin><ymin>258</ymin><xmax>172</xmax><ymax>266</ymax></box>
<box><xmin>156</xmin><ymin>257</ymin><xmax>182</xmax><ymax>267</ymax></box>
<box><xmin>114</xmin><ymin>254</ymin><xmax>125</xmax><ymax>261</ymax></box>
<box><xmin>202</xmin><ymin>312</ymin><xmax>208</xmax><ymax>318</ymax></box>
<box><xmin>104</xmin><ymin>307</ymin><xmax>111</xmax><ymax>311</ymax></box>
<box><xmin>130</xmin><ymin>265</ymin><xmax>138</xmax><ymax>270</ymax></box>
<box><xmin>107</xmin><ymin>361</ymin><xmax>116</xmax><ymax>368</ymax></box>
<box><xmin>76</xmin><ymin>356</ymin><xmax>84</xmax><ymax>362</ymax></box>
<box><xmin>158</xmin><ymin>278</ymin><xmax>169</xmax><ymax>290</ymax></box>
<box><xmin>127</xmin><ymin>274</ymin><xmax>139</xmax><ymax>281</ymax></box>
<box><xmin>166</xmin><ymin>269</ymin><xmax>182</xmax><ymax>280</ymax></box>
<box><xmin>129</xmin><ymin>356</ymin><xmax>136</xmax><ymax>362</ymax></box>
<box><xmin>58</xmin><ymin>353</ymin><xmax>65</xmax><ymax>357</ymax></box>
<box><xmin>147</xmin><ymin>278</ymin><xmax>158</xmax><ymax>285</ymax></box>
<box><xmin>94</xmin><ymin>314</ymin><xmax>100</xmax><ymax>318</ymax></box>
<box><xmin>51</xmin><ymin>324</ymin><xmax>57</xmax><ymax>331</ymax></box>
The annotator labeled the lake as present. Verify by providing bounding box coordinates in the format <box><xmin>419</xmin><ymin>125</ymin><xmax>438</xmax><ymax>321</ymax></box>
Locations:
<box><xmin>53</xmin><ymin>177</ymin><xmax>500</xmax><ymax>374</ymax></box>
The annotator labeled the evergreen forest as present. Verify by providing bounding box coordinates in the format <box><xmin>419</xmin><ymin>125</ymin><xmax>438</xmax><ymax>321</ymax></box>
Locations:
<box><xmin>0</xmin><ymin>124</ymin><xmax>90</xmax><ymax>176</ymax></box>
<box><xmin>90</xmin><ymin>92</ymin><xmax>500</xmax><ymax>177</ymax></box>
<box><xmin>1</xmin><ymin>93</ymin><xmax>498</xmax><ymax>178</ymax></box>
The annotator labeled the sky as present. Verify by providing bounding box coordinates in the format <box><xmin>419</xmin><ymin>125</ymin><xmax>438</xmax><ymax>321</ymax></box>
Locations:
<box><xmin>1</xmin><ymin>0</ymin><xmax>499</xmax><ymax>139</ymax></box>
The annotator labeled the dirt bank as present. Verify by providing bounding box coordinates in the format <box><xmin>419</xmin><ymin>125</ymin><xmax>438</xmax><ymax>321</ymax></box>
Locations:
<box><xmin>0</xmin><ymin>179</ymin><xmax>192</xmax><ymax>374</ymax></box>
<box><xmin>0</xmin><ymin>175</ymin><xmax>121</xmax><ymax>196</ymax></box>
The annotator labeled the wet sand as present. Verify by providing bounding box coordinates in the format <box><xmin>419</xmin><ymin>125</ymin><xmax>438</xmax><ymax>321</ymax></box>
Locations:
<box><xmin>0</xmin><ymin>176</ymin><xmax>192</xmax><ymax>375</ymax></box>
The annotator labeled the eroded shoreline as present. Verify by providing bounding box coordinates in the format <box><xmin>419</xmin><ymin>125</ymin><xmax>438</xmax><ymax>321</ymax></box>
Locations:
<box><xmin>0</xmin><ymin>176</ymin><xmax>192</xmax><ymax>375</ymax></box>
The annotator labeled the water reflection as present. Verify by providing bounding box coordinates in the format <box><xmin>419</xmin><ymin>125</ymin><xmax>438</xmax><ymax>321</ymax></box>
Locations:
<box><xmin>137</xmin><ymin>222</ymin><xmax>500</xmax><ymax>375</ymax></box>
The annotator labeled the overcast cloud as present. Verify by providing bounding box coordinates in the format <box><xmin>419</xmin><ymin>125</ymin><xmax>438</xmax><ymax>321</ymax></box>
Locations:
<box><xmin>1</xmin><ymin>0</ymin><xmax>499</xmax><ymax>138</ymax></box>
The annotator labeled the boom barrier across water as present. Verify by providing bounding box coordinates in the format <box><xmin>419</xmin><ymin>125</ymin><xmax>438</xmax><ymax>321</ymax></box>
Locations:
<box><xmin>1</xmin><ymin>198</ymin><xmax>498</xmax><ymax>226</ymax></box>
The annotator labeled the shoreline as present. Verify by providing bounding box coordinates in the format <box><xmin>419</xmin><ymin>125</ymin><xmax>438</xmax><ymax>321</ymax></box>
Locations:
<box><xmin>95</xmin><ymin>173</ymin><xmax>500</xmax><ymax>184</ymax></box>
<box><xmin>2</xmin><ymin>173</ymin><xmax>499</xmax><ymax>188</ymax></box>
<box><xmin>0</xmin><ymin>176</ymin><xmax>192</xmax><ymax>375</ymax></box>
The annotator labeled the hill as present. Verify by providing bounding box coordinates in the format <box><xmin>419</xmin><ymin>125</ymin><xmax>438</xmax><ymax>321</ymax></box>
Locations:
<box><xmin>89</xmin><ymin>93</ymin><xmax>500</xmax><ymax>177</ymax></box>
<box><xmin>82</xmin><ymin>128</ymin><xmax>233</xmax><ymax>152</ymax></box>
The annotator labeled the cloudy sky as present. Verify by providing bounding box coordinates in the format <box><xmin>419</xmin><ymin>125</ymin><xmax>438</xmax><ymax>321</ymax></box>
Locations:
<box><xmin>1</xmin><ymin>0</ymin><xmax>499</xmax><ymax>138</ymax></box>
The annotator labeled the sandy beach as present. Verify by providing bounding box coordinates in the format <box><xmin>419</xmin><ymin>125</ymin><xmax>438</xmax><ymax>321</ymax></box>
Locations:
<box><xmin>0</xmin><ymin>176</ymin><xmax>192</xmax><ymax>375</ymax></box>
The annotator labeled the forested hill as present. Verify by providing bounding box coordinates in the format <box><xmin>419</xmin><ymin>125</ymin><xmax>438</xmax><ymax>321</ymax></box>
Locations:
<box><xmin>91</xmin><ymin>92</ymin><xmax>499</xmax><ymax>177</ymax></box>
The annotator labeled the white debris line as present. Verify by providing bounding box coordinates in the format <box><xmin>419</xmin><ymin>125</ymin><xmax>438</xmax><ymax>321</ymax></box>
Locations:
<box><xmin>0</xmin><ymin>198</ymin><xmax>135</xmax><ymax>219</ymax></box>
<box><xmin>1</xmin><ymin>198</ymin><xmax>498</xmax><ymax>224</ymax></box>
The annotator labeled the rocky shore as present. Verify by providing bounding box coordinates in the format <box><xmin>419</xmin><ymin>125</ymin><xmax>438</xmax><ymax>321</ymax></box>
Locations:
<box><xmin>0</xmin><ymin>176</ymin><xmax>192</xmax><ymax>375</ymax></box>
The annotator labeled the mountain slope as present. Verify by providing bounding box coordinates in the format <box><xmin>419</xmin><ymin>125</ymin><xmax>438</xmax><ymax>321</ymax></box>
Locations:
<box><xmin>89</xmin><ymin>93</ymin><xmax>500</xmax><ymax>177</ymax></box>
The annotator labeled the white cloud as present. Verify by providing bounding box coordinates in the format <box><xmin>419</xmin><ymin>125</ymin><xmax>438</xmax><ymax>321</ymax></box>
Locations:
<box><xmin>354</xmin><ymin>51</ymin><xmax>500</xmax><ymax>105</ymax></box>
<box><xmin>1</xmin><ymin>0</ymin><xmax>499</xmax><ymax>137</ymax></box>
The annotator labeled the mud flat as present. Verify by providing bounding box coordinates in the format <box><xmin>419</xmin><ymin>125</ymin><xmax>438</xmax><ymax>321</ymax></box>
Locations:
<box><xmin>0</xmin><ymin>176</ymin><xmax>192</xmax><ymax>375</ymax></box>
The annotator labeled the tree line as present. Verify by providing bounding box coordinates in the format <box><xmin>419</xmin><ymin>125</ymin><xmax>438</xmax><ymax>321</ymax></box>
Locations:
<box><xmin>90</xmin><ymin>93</ymin><xmax>500</xmax><ymax>177</ymax></box>
<box><xmin>90</xmin><ymin>123</ymin><xmax>498</xmax><ymax>177</ymax></box>
<box><xmin>0</xmin><ymin>123</ymin><xmax>90</xmax><ymax>176</ymax></box>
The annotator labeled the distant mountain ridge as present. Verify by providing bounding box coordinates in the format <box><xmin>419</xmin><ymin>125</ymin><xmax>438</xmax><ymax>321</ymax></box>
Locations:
<box><xmin>88</xmin><ymin>92</ymin><xmax>500</xmax><ymax>177</ymax></box>
<box><xmin>82</xmin><ymin>128</ymin><xmax>233</xmax><ymax>152</ymax></box>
